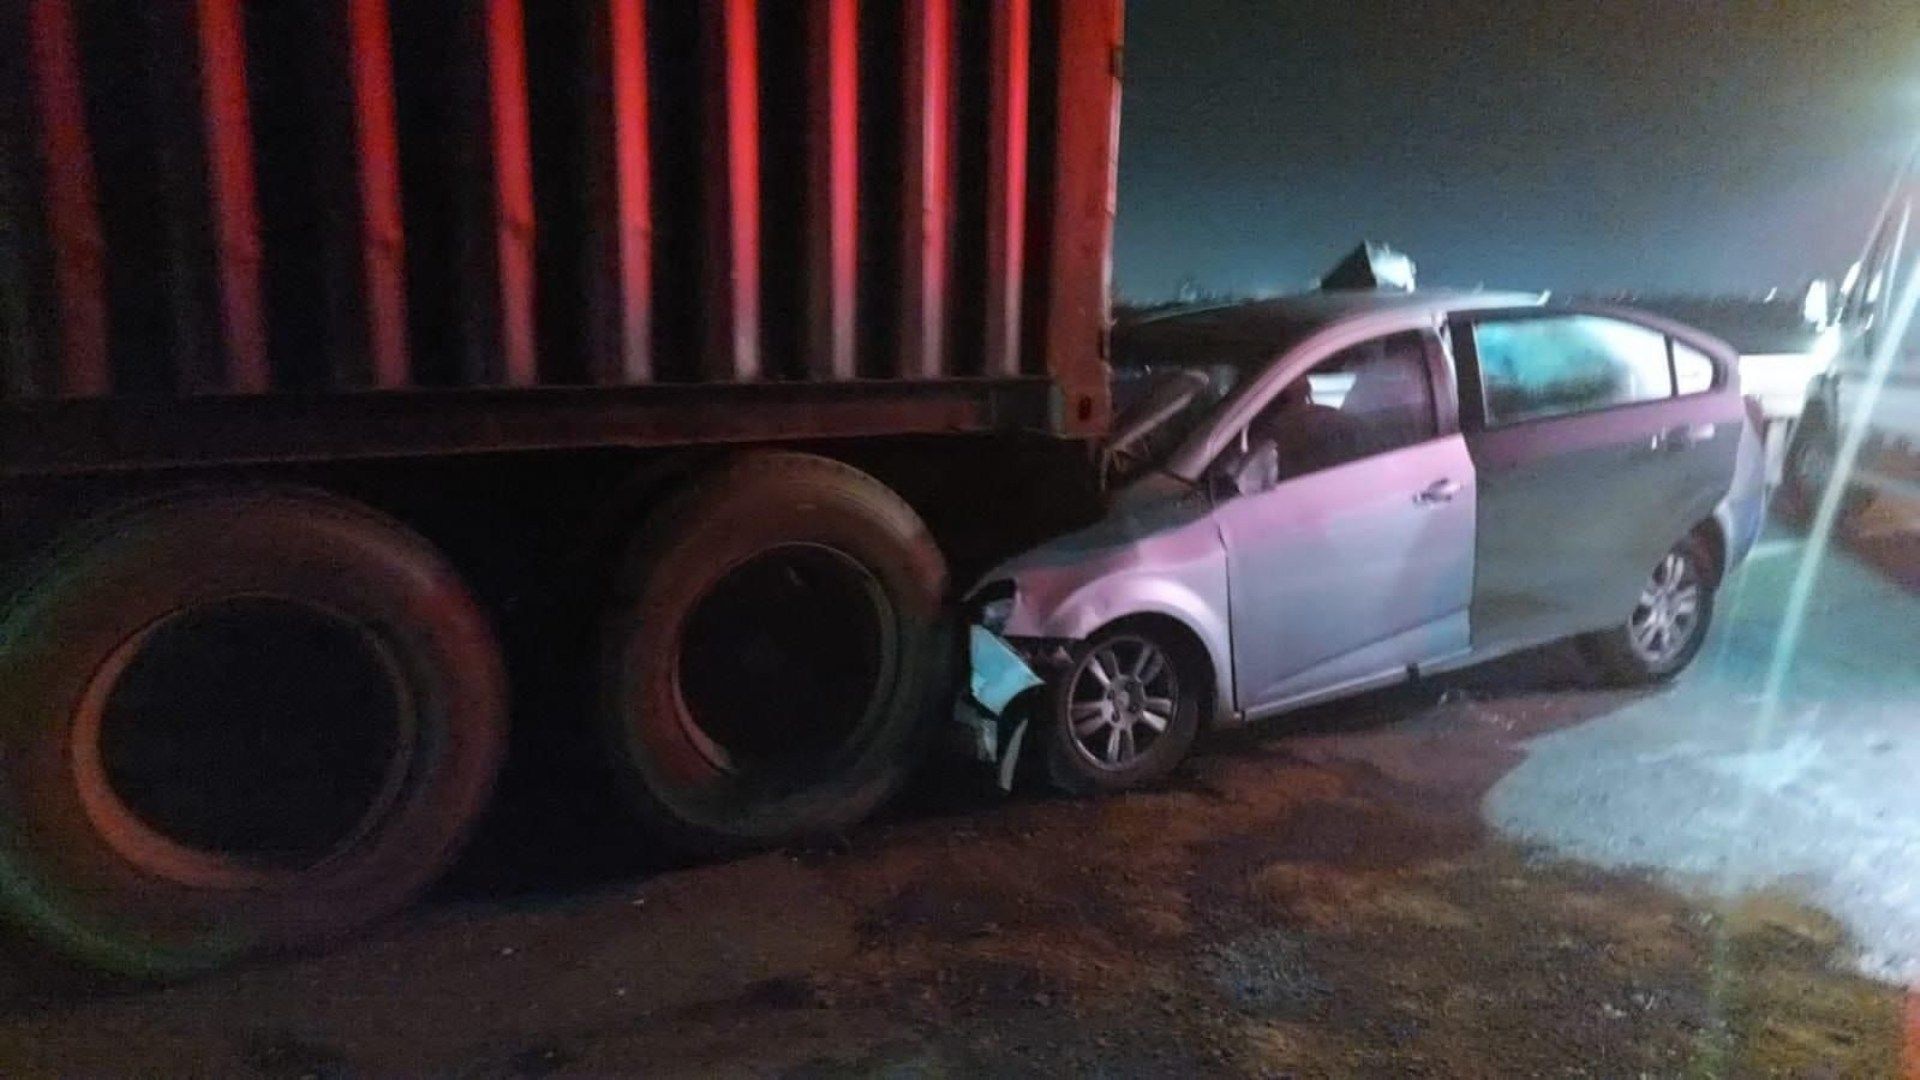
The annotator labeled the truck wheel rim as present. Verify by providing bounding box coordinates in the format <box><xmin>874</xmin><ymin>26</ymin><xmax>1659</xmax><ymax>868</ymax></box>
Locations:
<box><xmin>1066</xmin><ymin>636</ymin><xmax>1178</xmax><ymax>770</ymax></box>
<box><xmin>674</xmin><ymin>543</ymin><xmax>897</xmax><ymax>781</ymax></box>
<box><xmin>1628</xmin><ymin>553</ymin><xmax>1702</xmax><ymax>668</ymax></box>
<box><xmin>70</xmin><ymin>596</ymin><xmax>418</xmax><ymax>890</ymax></box>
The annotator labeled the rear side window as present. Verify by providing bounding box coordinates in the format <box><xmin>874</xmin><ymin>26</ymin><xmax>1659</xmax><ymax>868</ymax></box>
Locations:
<box><xmin>1473</xmin><ymin>315</ymin><xmax>1674</xmax><ymax>425</ymax></box>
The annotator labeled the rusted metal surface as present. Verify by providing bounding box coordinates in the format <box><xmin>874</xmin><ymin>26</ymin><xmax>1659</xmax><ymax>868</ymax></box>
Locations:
<box><xmin>1042</xmin><ymin>0</ymin><xmax>1122</xmax><ymax>436</ymax></box>
<box><xmin>1</xmin><ymin>0</ymin><xmax>1120</xmax><ymax>469</ymax></box>
<box><xmin>806</xmin><ymin>0</ymin><xmax>859</xmax><ymax>381</ymax></box>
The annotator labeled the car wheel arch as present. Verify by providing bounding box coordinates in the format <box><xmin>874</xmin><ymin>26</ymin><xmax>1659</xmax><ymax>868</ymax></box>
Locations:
<box><xmin>1691</xmin><ymin>517</ymin><xmax>1728</xmax><ymax>587</ymax></box>
<box><xmin>1033</xmin><ymin>571</ymin><xmax>1231</xmax><ymax>696</ymax></box>
<box><xmin>1078</xmin><ymin>612</ymin><xmax>1223</xmax><ymax>725</ymax></box>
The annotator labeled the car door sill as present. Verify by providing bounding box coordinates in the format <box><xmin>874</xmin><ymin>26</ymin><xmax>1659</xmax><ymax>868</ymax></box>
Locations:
<box><xmin>1410</xmin><ymin>647</ymin><xmax>1481</xmax><ymax>679</ymax></box>
<box><xmin>1236</xmin><ymin>665</ymin><xmax>1413</xmax><ymax>725</ymax></box>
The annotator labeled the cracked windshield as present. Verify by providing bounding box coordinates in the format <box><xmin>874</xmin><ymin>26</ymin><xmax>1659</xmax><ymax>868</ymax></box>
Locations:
<box><xmin>0</xmin><ymin>1</ymin><xmax>1917</xmax><ymax>1076</ymax></box>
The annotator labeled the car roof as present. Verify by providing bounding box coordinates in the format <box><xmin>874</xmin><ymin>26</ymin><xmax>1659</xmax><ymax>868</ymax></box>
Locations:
<box><xmin>1116</xmin><ymin>288</ymin><xmax>1545</xmax><ymax>367</ymax></box>
<box><xmin>1582</xmin><ymin>295</ymin><xmax>1823</xmax><ymax>356</ymax></box>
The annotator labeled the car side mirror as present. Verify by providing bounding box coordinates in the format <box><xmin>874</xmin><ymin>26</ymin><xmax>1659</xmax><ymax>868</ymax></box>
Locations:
<box><xmin>1210</xmin><ymin>431</ymin><xmax>1279</xmax><ymax>499</ymax></box>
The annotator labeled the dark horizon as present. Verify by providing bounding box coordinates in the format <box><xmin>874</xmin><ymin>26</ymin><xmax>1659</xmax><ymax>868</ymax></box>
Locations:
<box><xmin>1116</xmin><ymin>0</ymin><xmax>1919</xmax><ymax>301</ymax></box>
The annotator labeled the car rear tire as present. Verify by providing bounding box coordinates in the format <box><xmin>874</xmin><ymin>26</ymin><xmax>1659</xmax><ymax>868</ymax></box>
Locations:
<box><xmin>1579</xmin><ymin>533</ymin><xmax>1717</xmax><ymax>686</ymax></box>
<box><xmin>1045</xmin><ymin>622</ymin><xmax>1204</xmax><ymax>795</ymax></box>
<box><xmin>598</xmin><ymin>453</ymin><xmax>950</xmax><ymax>855</ymax></box>
<box><xmin>0</xmin><ymin>489</ymin><xmax>507</xmax><ymax>978</ymax></box>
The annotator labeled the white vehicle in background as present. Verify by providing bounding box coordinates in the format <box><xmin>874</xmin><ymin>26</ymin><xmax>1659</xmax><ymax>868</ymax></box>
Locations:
<box><xmin>1783</xmin><ymin>160</ymin><xmax>1920</xmax><ymax>522</ymax></box>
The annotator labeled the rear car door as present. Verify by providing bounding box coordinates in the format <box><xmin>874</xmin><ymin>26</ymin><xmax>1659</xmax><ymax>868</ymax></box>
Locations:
<box><xmin>1451</xmin><ymin>310</ymin><xmax>1744</xmax><ymax>652</ymax></box>
<box><xmin>1209</xmin><ymin>327</ymin><xmax>1476</xmax><ymax>714</ymax></box>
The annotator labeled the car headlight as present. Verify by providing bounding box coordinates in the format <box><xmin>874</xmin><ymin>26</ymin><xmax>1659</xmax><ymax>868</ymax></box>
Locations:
<box><xmin>980</xmin><ymin>597</ymin><xmax>1015</xmax><ymax>634</ymax></box>
<box><xmin>973</xmin><ymin>583</ymin><xmax>1016</xmax><ymax>634</ymax></box>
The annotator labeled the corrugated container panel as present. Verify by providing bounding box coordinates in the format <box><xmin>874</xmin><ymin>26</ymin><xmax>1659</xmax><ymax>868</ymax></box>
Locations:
<box><xmin>5</xmin><ymin>0</ymin><xmax>1114</xmax><ymax>404</ymax></box>
<box><xmin>247</xmin><ymin>0</ymin><xmax>410</xmax><ymax>389</ymax></box>
<box><xmin>3</xmin><ymin>0</ymin><xmax>109</xmax><ymax>398</ymax></box>
<box><xmin>804</xmin><ymin>0</ymin><xmax>859</xmax><ymax>381</ymax></box>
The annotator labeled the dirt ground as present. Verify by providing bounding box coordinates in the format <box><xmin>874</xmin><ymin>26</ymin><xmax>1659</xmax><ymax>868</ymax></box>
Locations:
<box><xmin>0</xmin><ymin>510</ymin><xmax>1916</xmax><ymax>1077</ymax></box>
<box><xmin>0</xmin><ymin>680</ymin><xmax>1910</xmax><ymax>1077</ymax></box>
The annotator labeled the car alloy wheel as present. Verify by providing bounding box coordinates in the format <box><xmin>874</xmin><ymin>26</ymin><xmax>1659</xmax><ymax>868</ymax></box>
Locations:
<box><xmin>1628</xmin><ymin>551</ymin><xmax>1702</xmax><ymax>668</ymax></box>
<box><xmin>1065</xmin><ymin>635</ymin><xmax>1179</xmax><ymax>770</ymax></box>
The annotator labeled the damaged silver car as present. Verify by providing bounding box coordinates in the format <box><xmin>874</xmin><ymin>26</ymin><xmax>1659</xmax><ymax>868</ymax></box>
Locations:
<box><xmin>969</xmin><ymin>289</ymin><xmax>1770</xmax><ymax>793</ymax></box>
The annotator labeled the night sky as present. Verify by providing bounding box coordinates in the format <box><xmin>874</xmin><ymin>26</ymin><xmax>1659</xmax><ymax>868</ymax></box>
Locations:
<box><xmin>1116</xmin><ymin>1</ymin><xmax>1919</xmax><ymax>301</ymax></box>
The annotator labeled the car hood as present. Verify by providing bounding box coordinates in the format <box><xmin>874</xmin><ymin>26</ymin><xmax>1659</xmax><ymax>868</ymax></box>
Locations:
<box><xmin>973</xmin><ymin>474</ymin><xmax>1210</xmax><ymax>593</ymax></box>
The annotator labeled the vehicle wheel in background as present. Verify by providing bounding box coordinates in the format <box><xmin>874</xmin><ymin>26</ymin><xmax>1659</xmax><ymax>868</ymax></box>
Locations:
<box><xmin>0</xmin><ymin>489</ymin><xmax>507</xmax><ymax>978</ymax></box>
<box><xmin>1045</xmin><ymin>621</ymin><xmax>1204</xmax><ymax>795</ymax></box>
<box><xmin>1579</xmin><ymin>533</ymin><xmax>1717</xmax><ymax>686</ymax></box>
<box><xmin>1781</xmin><ymin>412</ymin><xmax>1873</xmax><ymax>527</ymax></box>
<box><xmin>599</xmin><ymin>453</ymin><xmax>950</xmax><ymax>855</ymax></box>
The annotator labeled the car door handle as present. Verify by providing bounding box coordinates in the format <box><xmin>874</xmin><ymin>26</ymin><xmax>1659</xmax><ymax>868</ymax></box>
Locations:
<box><xmin>1414</xmin><ymin>479</ymin><xmax>1462</xmax><ymax>505</ymax></box>
<box><xmin>1636</xmin><ymin>423</ymin><xmax>1715</xmax><ymax>458</ymax></box>
<box><xmin>1659</xmin><ymin>423</ymin><xmax>1715</xmax><ymax>452</ymax></box>
<box><xmin>1675</xmin><ymin>422</ymin><xmax>1715</xmax><ymax>448</ymax></box>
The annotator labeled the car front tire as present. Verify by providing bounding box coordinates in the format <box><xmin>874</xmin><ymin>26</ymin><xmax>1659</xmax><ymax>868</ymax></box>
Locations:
<box><xmin>1044</xmin><ymin>622</ymin><xmax>1204</xmax><ymax>795</ymax></box>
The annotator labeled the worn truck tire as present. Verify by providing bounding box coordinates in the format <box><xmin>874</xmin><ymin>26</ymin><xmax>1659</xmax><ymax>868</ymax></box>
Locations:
<box><xmin>0</xmin><ymin>488</ymin><xmax>507</xmax><ymax>978</ymax></box>
<box><xmin>600</xmin><ymin>452</ymin><xmax>950</xmax><ymax>854</ymax></box>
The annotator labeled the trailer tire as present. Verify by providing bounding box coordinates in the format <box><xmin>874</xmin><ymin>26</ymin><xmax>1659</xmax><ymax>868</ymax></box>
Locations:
<box><xmin>600</xmin><ymin>453</ymin><xmax>950</xmax><ymax>854</ymax></box>
<box><xmin>0</xmin><ymin>489</ymin><xmax>506</xmax><ymax>978</ymax></box>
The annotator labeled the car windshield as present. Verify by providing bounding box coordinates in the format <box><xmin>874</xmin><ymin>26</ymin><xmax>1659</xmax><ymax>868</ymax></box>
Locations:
<box><xmin>1107</xmin><ymin>312</ymin><xmax>1324</xmax><ymax>478</ymax></box>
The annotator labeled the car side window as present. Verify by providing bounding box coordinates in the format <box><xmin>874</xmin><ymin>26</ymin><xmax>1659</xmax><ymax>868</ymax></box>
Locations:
<box><xmin>1473</xmin><ymin>315</ymin><xmax>1673</xmax><ymax>425</ymax></box>
<box><xmin>1672</xmin><ymin>341</ymin><xmax>1715</xmax><ymax>395</ymax></box>
<box><xmin>1221</xmin><ymin>331</ymin><xmax>1437</xmax><ymax>493</ymax></box>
